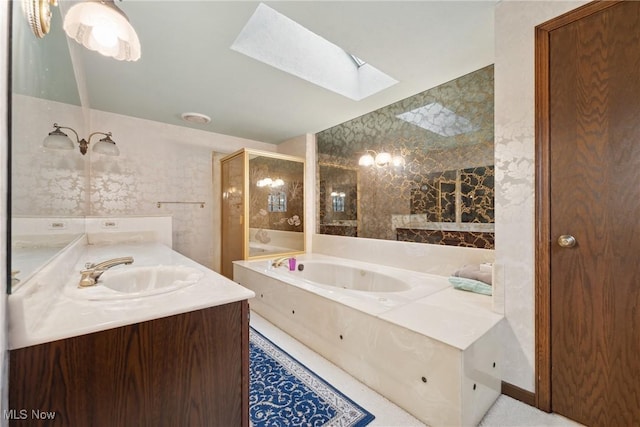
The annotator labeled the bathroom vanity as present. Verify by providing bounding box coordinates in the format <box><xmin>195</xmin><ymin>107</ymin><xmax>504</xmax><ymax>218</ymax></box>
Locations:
<box><xmin>8</xmin><ymin>218</ymin><xmax>254</xmax><ymax>426</ymax></box>
<box><xmin>10</xmin><ymin>301</ymin><xmax>248</xmax><ymax>426</ymax></box>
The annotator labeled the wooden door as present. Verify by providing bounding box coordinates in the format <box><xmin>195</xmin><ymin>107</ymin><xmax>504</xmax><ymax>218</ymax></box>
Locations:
<box><xmin>538</xmin><ymin>1</ymin><xmax>640</xmax><ymax>425</ymax></box>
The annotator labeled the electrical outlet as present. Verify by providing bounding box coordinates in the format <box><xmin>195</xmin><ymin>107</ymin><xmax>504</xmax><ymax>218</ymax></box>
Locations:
<box><xmin>102</xmin><ymin>220</ymin><xmax>118</xmax><ymax>228</ymax></box>
<box><xmin>49</xmin><ymin>222</ymin><xmax>66</xmax><ymax>230</ymax></box>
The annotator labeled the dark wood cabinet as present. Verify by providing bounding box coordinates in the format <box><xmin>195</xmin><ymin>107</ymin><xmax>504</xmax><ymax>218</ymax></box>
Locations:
<box><xmin>9</xmin><ymin>300</ymin><xmax>249</xmax><ymax>427</ymax></box>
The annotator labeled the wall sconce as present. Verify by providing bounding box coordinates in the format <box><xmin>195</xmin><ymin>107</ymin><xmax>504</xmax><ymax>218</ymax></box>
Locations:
<box><xmin>23</xmin><ymin>0</ymin><xmax>141</xmax><ymax>61</ymax></box>
<box><xmin>358</xmin><ymin>150</ymin><xmax>404</xmax><ymax>167</ymax></box>
<box><xmin>43</xmin><ymin>123</ymin><xmax>120</xmax><ymax>156</ymax></box>
<box><xmin>23</xmin><ymin>0</ymin><xmax>56</xmax><ymax>39</ymax></box>
<box><xmin>63</xmin><ymin>0</ymin><xmax>141</xmax><ymax>61</ymax></box>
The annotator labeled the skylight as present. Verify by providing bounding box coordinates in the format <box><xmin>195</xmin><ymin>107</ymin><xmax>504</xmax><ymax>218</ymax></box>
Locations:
<box><xmin>395</xmin><ymin>102</ymin><xmax>480</xmax><ymax>137</ymax></box>
<box><xmin>230</xmin><ymin>3</ymin><xmax>398</xmax><ymax>101</ymax></box>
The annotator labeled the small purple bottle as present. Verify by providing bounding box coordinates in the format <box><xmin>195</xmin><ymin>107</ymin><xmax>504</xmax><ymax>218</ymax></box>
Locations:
<box><xmin>288</xmin><ymin>257</ymin><xmax>297</xmax><ymax>271</ymax></box>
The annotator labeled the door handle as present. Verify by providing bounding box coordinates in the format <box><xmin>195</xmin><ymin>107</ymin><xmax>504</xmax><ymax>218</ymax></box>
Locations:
<box><xmin>557</xmin><ymin>234</ymin><xmax>577</xmax><ymax>248</ymax></box>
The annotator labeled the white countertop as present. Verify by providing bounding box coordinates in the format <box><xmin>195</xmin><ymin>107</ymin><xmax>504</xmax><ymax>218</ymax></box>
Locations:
<box><xmin>378</xmin><ymin>287</ymin><xmax>503</xmax><ymax>350</ymax></box>
<box><xmin>9</xmin><ymin>238</ymin><xmax>255</xmax><ymax>350</ymax></box>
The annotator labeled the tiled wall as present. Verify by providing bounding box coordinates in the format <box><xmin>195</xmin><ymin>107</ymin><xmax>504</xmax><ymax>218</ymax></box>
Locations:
<box><xmin>396</xmin><ymin>228</ymin><xmax>494</xmax><ymax>249</ymax></box>
<box><xmin>88</xmin><ymin>109</ymin><xmax>275</xmax><ymax>270</ymax></box>
<box><xmin>316</xmin><ymin>65</ymin><xmax>494</xmax><ymax>247</ymax></box>
<box><xmin>11</xmin><ymin>95</ymin><xmax>276</xmax><ymax>272</ymax></box>
<box><xmin>11</xmin><ymin>96</ymin><xmax>88</xmax><ymax>216</ymax></box>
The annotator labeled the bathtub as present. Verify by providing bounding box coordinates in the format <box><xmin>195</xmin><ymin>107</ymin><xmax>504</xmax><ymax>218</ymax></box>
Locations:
<box><xmin>283</xmin><ymin>260</ymin><xmax>412</xmax><ymax>292</ymax></box>
<box><xmin>234</xmin><ymin>254</ymin><xmax>504</xmax><ymax>427</ymax></box>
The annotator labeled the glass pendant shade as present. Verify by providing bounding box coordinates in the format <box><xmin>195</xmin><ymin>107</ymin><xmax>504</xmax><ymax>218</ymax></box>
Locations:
<box><xmin>92</xmin><ymin>135</ymin><xmax>120</xmax><ymax>156</ymax></box>
<box><xmin>43</xmin><ymin>129</ymin><xmax>74</xmax><ymax>150</ymax></box>
<box><xmin>63</xmin><ymin>1</ymin><xmax>141</xmax><ymax>61</ymax></box>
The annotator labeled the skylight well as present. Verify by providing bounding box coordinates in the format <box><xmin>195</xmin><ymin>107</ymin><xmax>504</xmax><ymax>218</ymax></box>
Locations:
<box><xmin>230</xmin><ymin>3</ymin><xmax>398</xmax><ymax>101</ymax></box>
<box><xmin>396</xmin><ymin>102</ymin><xmax>480</xmax><ymax>137</ymax></box>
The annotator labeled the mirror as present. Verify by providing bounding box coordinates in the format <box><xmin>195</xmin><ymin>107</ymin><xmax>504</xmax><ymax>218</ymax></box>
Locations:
<box><xmin>319</xmin><ymin>164</ymin><xmax>357</xmax><ymax>237</ymax></box>
<box><xmin>10</xmin><ymin>3</ymin><xmax>86</xmax><ymax>292</ymax></box>
<box><xmin>317</xmin><ymin>65</ymin><xmax>494</xmax><ymax>249</ymax></box>
<box><xmin>248</xmin><ymin>153</ymin><xmax>305</xmax><ymax>257</ymax></box>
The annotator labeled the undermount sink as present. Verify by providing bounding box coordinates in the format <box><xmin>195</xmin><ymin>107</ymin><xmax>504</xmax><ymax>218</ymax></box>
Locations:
<box><xmin>67</xmin><ymin>265</ymin><xmax>205</xmax><ymax>300</ymax></box>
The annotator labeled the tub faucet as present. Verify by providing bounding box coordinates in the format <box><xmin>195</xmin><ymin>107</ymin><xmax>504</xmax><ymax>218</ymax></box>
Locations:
<box><xmin>271</xmin><ymin>256</ymin><xmax>294</xmax><ymax>268</ymax></box>
<box><xmin>78</xmin><ymin>256</ymin><xmax>134</xmax><ymax>288</ymax></box>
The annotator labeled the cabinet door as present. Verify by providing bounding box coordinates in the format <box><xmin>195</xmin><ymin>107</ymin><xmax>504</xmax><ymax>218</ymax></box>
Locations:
<box><xmin>10</xmin><ymin>301</ymin><xmax>249</xmax><ymax>427</ymax></box>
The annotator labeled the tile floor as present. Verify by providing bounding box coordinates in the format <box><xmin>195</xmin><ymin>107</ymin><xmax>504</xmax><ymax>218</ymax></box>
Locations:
<box><xmin>250</xmin><ymin>311</ymin><xmax>583</xmax><ymax>427</ymax></box>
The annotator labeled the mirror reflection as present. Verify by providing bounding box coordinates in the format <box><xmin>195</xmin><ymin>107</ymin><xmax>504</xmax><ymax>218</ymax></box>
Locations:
<box><xmin>10</xmin><ymin>3</ymin><xmax>86</xmax><ymax>293</ymax></box>
<box><xmin>319</xmin><ymin>164</ymin><xmax>357</xmax><ymax>237</ymax></box>
<box><xmin>248</xmin><ymin>154</ymin><xmax>304</xmax><ymax>256</ymax></box>
<box><xmin>317</xmin><ymin>65</ymin><xmax>494</xmax><ymax>249</ymax></box>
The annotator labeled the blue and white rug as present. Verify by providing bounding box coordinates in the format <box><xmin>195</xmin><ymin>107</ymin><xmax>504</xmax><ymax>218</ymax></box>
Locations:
<box><xmin>249</xmin><ymin>327</ymin><xmax>375</xmax><ymax>427</ymax></box>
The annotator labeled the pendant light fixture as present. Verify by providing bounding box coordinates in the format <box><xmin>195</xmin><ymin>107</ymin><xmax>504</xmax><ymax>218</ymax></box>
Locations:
<box><xmin>63</xmin><ymin>0</ymin><xmax>141</xmax><ymax>61</ymax></box>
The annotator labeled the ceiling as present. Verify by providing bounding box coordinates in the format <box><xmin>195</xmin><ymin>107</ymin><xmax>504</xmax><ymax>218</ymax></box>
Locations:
<box><xmin>16</xmin><ymin>1</ymin><xmax>496</xmax><ymax>144</ymax></box>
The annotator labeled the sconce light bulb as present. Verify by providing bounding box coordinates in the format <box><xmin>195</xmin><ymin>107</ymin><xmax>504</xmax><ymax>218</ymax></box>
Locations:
<box><xmin>392</xmin><ymin>155</ymin><xmax>405</xmax><ymax>167</ymax></box>
<box><xmin>375</xmin><ymin>152</ymin><xmax>391</xmax><ymax>166</ymax></box>
<box><xmin>358</xmin><ymin>154</ymin><xmax>374</xmax><ymax>167</ymax></box>
<box><xmin>92</xmin><ymin>18</ymin><xmax>120</xmax><ymax>48</ymax></box>
<box><xmin>63</xmin><ymin>0</ymin><xmax>141</xmax><ymax>61</ymax></box>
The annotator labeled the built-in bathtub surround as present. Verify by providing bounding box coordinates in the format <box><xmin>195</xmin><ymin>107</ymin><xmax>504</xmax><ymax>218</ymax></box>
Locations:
<box><xmin>316</xmin><ymin>65</ymin><xmax>494</xmax><ymax>248</ymax></box>
<box><xmin>234</xmin><ymin>254</ymin><xmax>504</xmax><ymax>426</ymax></box>
<box><xmin>313</xmin><ymin>234</ymin><xmax>493</xmax><ymax>278</ymax></box>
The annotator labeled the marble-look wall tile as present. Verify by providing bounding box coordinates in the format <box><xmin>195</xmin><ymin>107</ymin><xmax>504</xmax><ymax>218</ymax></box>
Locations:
<box><xmin>276</xmin><ymin>133</ymin><xmax>312</xmax><ymax>251</ymax></box>
<box><xmin>88</xmin><ymin>109</ymin><xmax>275</xmax><ymax>270</ymax></box>
<box><xmin>11</xmin><ymin>95</ymin><xmax>275</xmax><ymax>273</ymax></box>
<box><xmin>494</xmin><ymin>0</ymin><xmax>589</xmax><ymax>392</ymax></box>
<box><xmin>12</xmin><ymin>95</ymin><xmax>88</xmax><ymax>216</ymax></box>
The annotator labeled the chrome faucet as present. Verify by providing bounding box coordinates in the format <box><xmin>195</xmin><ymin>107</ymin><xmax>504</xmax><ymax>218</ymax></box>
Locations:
<box><xmin>78</xmin><ymin>256</ymin><xmax>134</xmax><ymax>288</ymax></box>
<box><xmin>271</xmin><ymin>256</ymin><xmax>294</xmax><ymax>268</ymax></box>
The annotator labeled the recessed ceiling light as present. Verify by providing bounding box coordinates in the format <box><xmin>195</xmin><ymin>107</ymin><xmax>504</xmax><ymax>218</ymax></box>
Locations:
<box><xmin>181</xmin><ymin>112</ymin><xmax>211</xmax><ymax>124</ymax></box>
